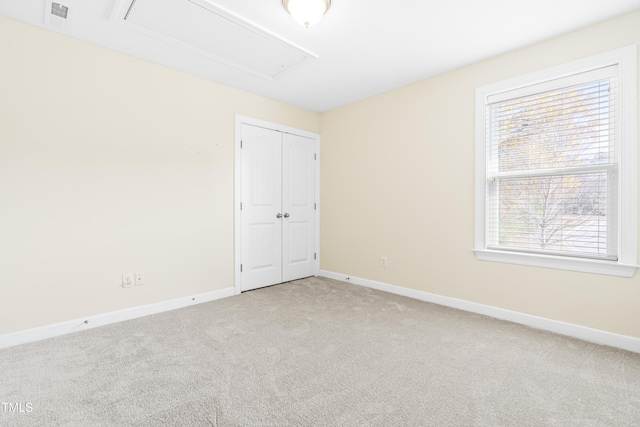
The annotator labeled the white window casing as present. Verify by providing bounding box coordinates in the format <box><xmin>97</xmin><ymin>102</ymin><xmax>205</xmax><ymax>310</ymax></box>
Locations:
<box><xmin>474</xmin><ymin>46</ymin><xmax>637</xmax><ymax>277</ymax></box>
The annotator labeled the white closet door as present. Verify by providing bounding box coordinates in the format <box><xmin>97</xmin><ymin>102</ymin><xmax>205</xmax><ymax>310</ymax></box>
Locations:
<box><xmin>282</xmin><ymin>133</ymin><xmax>315</xmax><ymax>282</ymax></box>
<box><xmin>239</xmin><ymin>124</ymin><xmax>316</xmax><ymax>292</ymax></box>
<box><xmin>240</xmin><ymin>124</ymin><xmax>282</xmax><ymax>291</ymax></box>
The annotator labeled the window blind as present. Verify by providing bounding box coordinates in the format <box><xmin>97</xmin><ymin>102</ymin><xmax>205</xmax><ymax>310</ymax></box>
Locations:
<box><xmin>485</xmin><ymin>65</ymin><xmax>619</xmax><ymax>260</ymax></box>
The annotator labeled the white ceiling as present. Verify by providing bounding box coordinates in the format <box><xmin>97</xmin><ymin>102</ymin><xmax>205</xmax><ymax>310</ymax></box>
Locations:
<box><xmin>2</xmin><ymin>0</ymin><xmax>640</xmax><ymax>113</ymax></box>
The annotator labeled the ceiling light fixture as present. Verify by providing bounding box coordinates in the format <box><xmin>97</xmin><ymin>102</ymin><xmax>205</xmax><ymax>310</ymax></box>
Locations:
<box><xmin>283</xmin><ymin>0</ymin><xmax>331</xmax><ymax>28</ymax></box>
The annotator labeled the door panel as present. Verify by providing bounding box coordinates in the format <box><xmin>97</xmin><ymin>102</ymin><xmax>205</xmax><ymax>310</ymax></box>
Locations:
<box><xmin>287</xmin><ymin>222</ymin><xmax>310</xmax><ymax>263</ymax></box>
<box><xmin>248</xmin><ymin>223</ymin><xmax>278</xmax><ymax>269</ymax></box>
<box><xmin>240</xmin><ymin>124</ymin><xmax>282</xmax><ymax>291</ymax></box>
<box><xmin>282</xmin><ymin>133</ymin><xmax>315</xmax><ymax>282</ymax></box>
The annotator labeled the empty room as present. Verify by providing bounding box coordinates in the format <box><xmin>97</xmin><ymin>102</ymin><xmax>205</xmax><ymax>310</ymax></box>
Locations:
<box><xmin>2</xmin><ymin>0</ymin><xmax>640</xmax><ymax>425</ymax></box>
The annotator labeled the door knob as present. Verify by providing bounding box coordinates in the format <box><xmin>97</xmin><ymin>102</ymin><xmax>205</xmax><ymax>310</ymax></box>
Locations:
<box><xmin>276</xmin><ymin>213</ymin><xmax>282</xmax><ymax>219</ymax></box>
<box><xmin>284</xmin><ymin>213</ymin><xmax>290</xmax><ymax>218</ymax></box>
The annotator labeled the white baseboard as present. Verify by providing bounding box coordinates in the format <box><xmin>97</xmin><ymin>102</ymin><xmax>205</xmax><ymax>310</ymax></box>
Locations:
<box><xmin>319</xmin><ymin>270</ymin><xmax>640</xmax><ymax>354</ymax></box>
<box><xmin>0</xmin><ymin>287</ymin><xmax>235</xmax><ymax>349</ymax></box>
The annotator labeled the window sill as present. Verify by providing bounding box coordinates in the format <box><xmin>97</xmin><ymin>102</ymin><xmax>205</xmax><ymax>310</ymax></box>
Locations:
<box><xmin>472</xmin><ymin>249</ymin><xmax>637</xmax><ymax>278</ymax></box>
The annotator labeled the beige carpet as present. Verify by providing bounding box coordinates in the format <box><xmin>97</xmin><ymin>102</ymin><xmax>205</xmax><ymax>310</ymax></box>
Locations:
<box><xmin>1</xmin><ymin>276</ymin><xmax>639</xmax><ymax>426</ymax></box>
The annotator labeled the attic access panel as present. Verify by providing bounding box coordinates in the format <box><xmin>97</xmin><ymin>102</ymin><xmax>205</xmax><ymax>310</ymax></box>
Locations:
<box><xmin>112</xmin><ymin>0</ymin><xmax>317</xmax><ymax>80</ymax></box>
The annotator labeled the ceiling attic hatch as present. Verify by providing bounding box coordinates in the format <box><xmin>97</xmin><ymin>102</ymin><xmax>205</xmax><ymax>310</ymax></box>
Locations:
<box><xmin>111</xmin><ymin>0</ymin><xmax>317</xmax><ymax>80</ymax></box>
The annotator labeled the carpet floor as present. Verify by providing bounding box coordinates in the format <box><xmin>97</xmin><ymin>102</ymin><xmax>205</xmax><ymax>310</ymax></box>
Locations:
<box><xmin>1</xmin><ymin>276</ymin><xmax>639</xmax><ymax>426</ymax></box>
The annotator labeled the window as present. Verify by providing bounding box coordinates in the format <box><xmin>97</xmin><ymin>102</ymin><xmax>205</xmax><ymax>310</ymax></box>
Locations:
<box><xmin>475</xmin><ymin>46</ymin><xmax>637</xmax><ymax>277</ymax></box>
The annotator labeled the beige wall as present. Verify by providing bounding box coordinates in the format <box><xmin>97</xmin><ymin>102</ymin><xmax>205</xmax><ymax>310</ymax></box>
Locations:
<box><xmin>320</xmin><ymin>10</ymin><xmax>640</xmax><ymax>339</ymax></box>
<box><xmin>0</xmin><ymin>15</ymin><xmax>319</xmax><ymax>335</ymax></box>
<box><xmin>3</xmin><ymin>9</ymin><xmax>640</xmax><ymax>341</ymax></box>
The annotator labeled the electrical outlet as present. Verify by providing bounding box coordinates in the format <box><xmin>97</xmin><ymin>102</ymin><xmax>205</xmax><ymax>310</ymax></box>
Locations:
<box><xmin>381</xmin><ymin>256</ymin><xmax>388</xmax><ymax>268</ymax></box>
<box><xmin>122</xmin><ymin>273</ymin><xmax>134</xmax><ymax>288</ymax></box>
<box><xmin>135</xmin><ymin>272</ymin><xmax>145</xmax><ymax>286</ymax></box>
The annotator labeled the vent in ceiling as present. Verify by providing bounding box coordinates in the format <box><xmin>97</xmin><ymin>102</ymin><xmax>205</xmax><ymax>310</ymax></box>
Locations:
<box><xmin>44</xmin><ymin>1</ymin><xmax>71</xmax><ymax>30</ymax></box>
<box><xmin>111</xmin><ymin>0</ymin><xmax>317</xmax><ymax>80</ymax></box>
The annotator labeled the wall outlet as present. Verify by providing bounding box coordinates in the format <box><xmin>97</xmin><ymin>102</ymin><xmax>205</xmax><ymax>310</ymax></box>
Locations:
<box><xmin>381</xmin><ymin>256</ymin><xmax>388</xmax><ymax>268</ymax></box>
<box><xmin>135</xmin><ymin>272</ymin><xmax>145</xmax><ymax>286</ymax></box>
<box><xmin>122</xmin><ymin>273</ymin><xmax>134</xmax><ymax>288</ymax></box>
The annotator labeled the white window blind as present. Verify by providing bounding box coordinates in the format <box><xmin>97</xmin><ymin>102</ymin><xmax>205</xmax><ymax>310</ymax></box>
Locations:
<box><xmin>485</xmin><ymin>65</ymin><xmax>619</xmax><ymax>260</ymax></box>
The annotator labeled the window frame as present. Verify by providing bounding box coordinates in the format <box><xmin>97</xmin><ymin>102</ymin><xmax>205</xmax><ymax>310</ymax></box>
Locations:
<box><xmin>474</xmin><ymin>46</ymin><xmax>637</xmax><ymax>277</ymax></box>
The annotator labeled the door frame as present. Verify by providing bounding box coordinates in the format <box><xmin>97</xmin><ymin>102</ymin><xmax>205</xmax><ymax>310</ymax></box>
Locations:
<box><xmin>234</xmin><ymin>114</ymin><xmax>320</xmax><ymax>295</ymax></box>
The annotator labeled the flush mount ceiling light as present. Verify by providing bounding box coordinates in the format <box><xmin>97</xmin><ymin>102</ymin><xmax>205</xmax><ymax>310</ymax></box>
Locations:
<box><xmin>283</xmin><ymin>0</ymin><xmax>331</xmax><ymax>28</ymax></box>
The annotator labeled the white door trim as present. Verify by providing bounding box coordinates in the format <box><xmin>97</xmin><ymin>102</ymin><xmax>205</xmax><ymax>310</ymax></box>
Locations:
<box><xmin>234</xmin><ymin>115</ymin><xmax>320</xmax><ymax>295</ymax></box>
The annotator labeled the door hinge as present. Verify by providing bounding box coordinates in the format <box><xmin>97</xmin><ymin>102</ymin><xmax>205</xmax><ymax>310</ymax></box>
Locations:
<box><xmin>240</xmin><ymin>202</ymin><xmax>243</xmax><ymax>211</ymax></box>
<box><xmin>314</xmin><ymin>203</ymin><xmax>317</xmax><ymax>210</ymax></box>
<box><xmin>314</xmin><ymin>153</ymin><xmax>317</xmax><ymax>160</ymax></box>
<box><xmin>240</xmin><ymin>264</ymin><xmax>243</xmax><ymax>272</ymax></box>
<box><xmin>314</xmin><ymin>253</ymin><xmax>317</xmax><ymax>260</ymax></box>
<box><xmin>240</xmin><ymin>140</ymin><xmax>243</xmax><ymax>149</ymax></box>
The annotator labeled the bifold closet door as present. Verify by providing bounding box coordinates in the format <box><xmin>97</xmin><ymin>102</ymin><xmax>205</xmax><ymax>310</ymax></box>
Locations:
<box><xmin>240</xmin><ymin>124</ymin><xmax>315</xmax><ymax>292</ymax></box>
